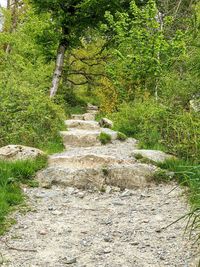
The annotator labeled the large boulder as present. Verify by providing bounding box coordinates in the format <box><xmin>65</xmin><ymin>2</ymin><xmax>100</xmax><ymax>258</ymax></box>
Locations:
<box><xmin>0</xmin><ymin>145</ymin><xmax>44</xmax><ymax>161</ymax></box>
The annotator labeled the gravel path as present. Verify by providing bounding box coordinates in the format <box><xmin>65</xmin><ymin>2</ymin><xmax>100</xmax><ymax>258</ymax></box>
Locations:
<box><xmin>0</xmin><ymin>185</ymin><xmax>198</xmax><ymax>267</ymax></box>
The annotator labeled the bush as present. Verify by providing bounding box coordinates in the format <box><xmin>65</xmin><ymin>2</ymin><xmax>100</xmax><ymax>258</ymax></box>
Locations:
<box><xmin>98</xmin><ymin>132</ymin><xmax>112</xmax><ymax>145</ymax></box>
<box><xmin>117</xmin><ymin>132</ymin><xmax>127</xmax><ymax>141</ymax></box>
<box><xmin>110</xmin><ymin>99</ymin><xmax>200</xmax><ymax>162</ymax></box>
<box><xmin>0</xmin><ymin>85</ymin><xmax>65</xmax><ymax>150</ymax></box>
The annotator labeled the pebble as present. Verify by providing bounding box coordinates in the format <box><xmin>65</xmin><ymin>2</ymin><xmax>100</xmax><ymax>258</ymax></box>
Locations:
<box><xmin>38</xmin><ymin>230</ymin><xmax>48</xmax><ymax>235</ymax></box>
<box><xmin>51</xmin><ymin>210</ymin><xmax>63</xmax><ymax>216</ymax></box>
<box><xmin>112</xmin><ymin>200</ymin><xmax>124</xmax><ymax>206</ymax></box>
<box><xmin>77</xmin><ymin>192</ymin><xmax>85</xmax><ymax>199</ymax></box>
<box><xmin>63</xmin><ymin>257</ymin><xmax>77</xmax><ymax>264</ymax></box>
<box><xmin>104</xmin><ymin>237</ymin><xmax>113</xmax><ymax>242</ymax></box>
<box><xmin>121</xmin><ymin>189</ymin><xmax>132</xmax><ymax>197</ymax></box>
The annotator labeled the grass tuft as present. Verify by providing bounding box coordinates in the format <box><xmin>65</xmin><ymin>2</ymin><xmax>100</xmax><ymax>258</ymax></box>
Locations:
<box><xmin>98</xmin><ymin>132</ymin><xmax>112</xmax><ymax>145</ymax></box>
<box><xmin>0</xmin><ymin>155</ymin><xmax>47</xmax><ymax>234</ymax></box>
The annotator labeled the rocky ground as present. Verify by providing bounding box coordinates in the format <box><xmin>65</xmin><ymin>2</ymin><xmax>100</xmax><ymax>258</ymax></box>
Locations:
<box><xmin>0</xmin><ymin>185</ymin><xmax>199</xmax><ymax>267</ymax></box>
<box><xmin>0</xmin><ymin>106</ymin><xmax>199</xmax><ymax>266</ymax></box>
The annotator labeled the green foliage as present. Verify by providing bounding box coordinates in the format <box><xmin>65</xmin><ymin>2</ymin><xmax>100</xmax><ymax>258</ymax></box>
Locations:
<box><xmin>110</xmin><ymin>100</ymin><xmax>200</xmax><ymax>162</ymax></box>
<box><xmin>98</xmin><ymin>132</ymin><xmax>112</xmax><ymax>145</ymax></box>
<box><xmin>117</xmin><ymin>132</ymin><xmax>127</xmax><ymax>141</ymax></box>
<box><xmin>0</xmin><ymin>155</ymin><xmax>47</xmax><ymax>234</ymax></box>
<box><xmin>31</xmin><ymin>0</ymin><xmax>130</xmax><ymax>48</ymax></box>
<box><xmin>157</xmin><ymin>159</ymin><xmax>200</xmax><ymax>240</ymax></box>
<box><xmin>153</xmin><ymin>169</ymin><xmax>173</xmax><ymax>183</ymax></box>
<box><xmin>101</xmin><ymin>0</ymin><xmax>186</xmax><ymax>104</ymax></box>
<box><xmin>0</xmin><ymin>85</ymin><xmax>65</xmax><ymax>149</ymax></box>
<box><xmin>0</xmin><ymin>3</ymin><xmax>65</xmax><ymax>151</ymax></box>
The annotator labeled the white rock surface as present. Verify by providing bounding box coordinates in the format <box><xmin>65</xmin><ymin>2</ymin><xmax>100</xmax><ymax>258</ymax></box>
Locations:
<box><xmin>60</xmin><ymin>129</ymin><xmax>101</xmax><ymax>148</ymax></box>
<box><xmin>0</xmin><ymin>145</ymin><xmax>44</xmax><ymax>161</ymax></box>
<box><xmin>65</xmin><ymin>119</ymin><xmax>100</xmax><ymax>130</ymax></box>
<box><xmin>132</xmin><ymin>149</ymin><xmax>175</xmax><ymax>163</ymax></box>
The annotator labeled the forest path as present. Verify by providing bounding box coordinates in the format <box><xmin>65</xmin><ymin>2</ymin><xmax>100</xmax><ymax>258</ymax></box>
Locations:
<box><xmin>0</xmin><ymin>106</ymin><xmax>198</xmax><ymax>267</ymax></box>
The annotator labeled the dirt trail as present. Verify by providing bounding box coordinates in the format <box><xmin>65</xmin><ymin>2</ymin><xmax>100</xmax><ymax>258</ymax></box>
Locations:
<box><xmin>0</xmin><ymin>107</ymin><xmax>199</xmax><ymax>266</ymax></box>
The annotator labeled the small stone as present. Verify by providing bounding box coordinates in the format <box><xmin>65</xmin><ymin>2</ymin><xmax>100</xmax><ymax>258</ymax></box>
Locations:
<box><xmin>77</xmin><ymin>192</ymin><xmax>85</xmax><ymax>199</ymax></box>
<box><xmin>63</xmin><ymin>257</ymin><xmax>77</xmax><ymax>264</ymax></box>
<box><xmin>104</xmin><ymin>237</ymin><xmax>113</xmax><ymax>242</ymax></box>
<box><xmin>112</xmin><ymin>201</ymin><xmax>124</xmax><ymax>206</ymax></box>
<box><xmin>103</xmin><ymin>248</ymin><xmax>112</xmax><ymax>254</ymax></box>
<box><xmin>39</xmin><ymin>230</ymin><xmax>48</xmax><ymax>235</ymax></box>
<box><xmin>130</xmin><ymin>241</ymin><xmax>139</xmax><ymax>246</ymax></box>
<box><xmin>121</xmin><ymin>189</ymin><xmax>132</xmax><ymax>197</ymax></box>
<box><xmin>155</xmin><ymin>228</ymin><xmax>162</xmax><ymax>233</ymax></box>
<box><xmin>105</xmin><ymin>186</ymin><xmax>112</xmax><ymax>194</ymax></box>
<box><xmin>52</xmin><ymin>210</ymin><xmax>63</xmax><ymax>216</ymax></box>
<box><xmin>160</xmin><ymin>255</ymin><xmax>165</xmax><ymax>261</ymax></box>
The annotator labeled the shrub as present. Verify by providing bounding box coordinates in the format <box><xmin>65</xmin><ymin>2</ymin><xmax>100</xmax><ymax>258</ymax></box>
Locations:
<box><xmin>117</xmin><ymin>132</ymin><xmax>127</xmax><ymax>141</ymax></box>
<box><xmin>98</xmin><ymin>132</ymin><xmax>112</xmax><ymax>145</ymax></box>
<box><xmin>0</xmin><ymin>85</ymin><xmax>65</xmax><ymax>150</ymax></box>
<box><xmin>110</xmin><ymin>99</ymin><xmax>200</xmax><ymax>162</ymax></box>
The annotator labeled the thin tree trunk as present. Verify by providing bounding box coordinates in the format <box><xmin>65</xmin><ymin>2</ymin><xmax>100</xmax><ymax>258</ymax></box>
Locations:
<box><xmin>5</xmin><ymin>0</ymin><xmax>19</xmax><ymax>53</ymax></box>
<box><xmin>50</xmin><ymin>43</ymin><xmax>66</xmax><ymax>98</ymax></box>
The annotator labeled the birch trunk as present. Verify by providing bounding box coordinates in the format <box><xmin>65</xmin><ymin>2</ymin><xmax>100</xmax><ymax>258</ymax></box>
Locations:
<box><xmin>50</xmin><ymin>43</ymin><xmax>66</xmax><ymax>98</ymax></box>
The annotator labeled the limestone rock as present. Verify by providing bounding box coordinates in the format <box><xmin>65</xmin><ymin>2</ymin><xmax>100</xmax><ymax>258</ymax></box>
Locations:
<box><xmin>190</xmin><ymin>99</ymin><xmax>200</xmax><ymax>112</ymax></box>
<box><xmin>101</xmin><ymin>128</ymin><xmax>118</xmax><ymax>140</ymax></box>
<box><xmin>99</xmin><ymin>118</ymin><xmax>113</xmax><ymax>129</ymax></box>
<box><xmin>37</xmin><ymin>162</ymin><xmax>157</xmax><ymax>190</ymax></box>
<box><xmin>71</xmin><ymin>113</ymin><xmax>96</xmax><ymax>121</ymax></box>
<box><xmin>132</xmin><ymin>149</ymin><xmax>175</xmax><ymax>163</ymax></box>
<box><xmin>83</xmin><ymin>113</ymin><xmax>96</xmax><ymax>121</ymax></box>
<box><xmin>65</xmin><ymin>120</ymin><xmax>100</xmax><ymax>130</ymax></box>
<box><xmin>37</xmin><ymin>167</ymin><xmax>105</xmax><ymax>189</ymax></box>
<box><xmin>0</xmin><ymin>145</ymin><xmax>44</xmax><ymax>161</ymax></box>
<box><xmin>105</xmin><ymin>163</ymin><xmax>157</xmax><ymax>188</ymax></box>
<box><xmin>48</xmin><ymin>153</ymin><xmax>135</xmax><ymax>168</ymax></box>
<box><xmin>87</xmin><ymin>103</ymin><xmax>98</xmax><ymax>111</ymax></box>
<box><xmin>60</xmin><ymin>130</ymin><xmax>101</xmax><ymax>148</ymax></box>
<box><xmin>71</xmin><ymin>114</ymin><xmax>85</xmax><ymax>120</ymax></box>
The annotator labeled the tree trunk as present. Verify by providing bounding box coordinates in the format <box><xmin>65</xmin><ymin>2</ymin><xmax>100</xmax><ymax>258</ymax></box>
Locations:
<box><xmin>5</xmin><ymin>0</ymin><xmax>19</xmax><ymax>53</ymax></box>
<box><xmin>50</xmin><ymin>43</ymin><xmax>66</xmax><ymax>98</ymax></box>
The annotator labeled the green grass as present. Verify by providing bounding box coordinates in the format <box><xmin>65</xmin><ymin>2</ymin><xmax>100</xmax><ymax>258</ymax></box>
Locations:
<box><xmin>98</xmin><ymin>132</ymin><xmax>112</xmax><ymax>145</ymax></box>
<box><xmin>157</xmin><ymin>158</ymin><xmax>200</xmax><ymax>240</ymax></box>
<box><xmin>117</xmin><ymin>132</ymin><xmax>127</xmax><ymax>141</ymax></box>
<box><xmin>39</xmin><ymin>137</ymin><xmax>65</xmax><ymax>155</ymax></box>
<box><xmin>0</xmin><ymin>155</ymin><xmax>47</xmax><ymax>234</ymax></box>
<box><xmin>68</xmin><ymin>105</ymin><xmax>87</xmax><ymax>115</ymax></box>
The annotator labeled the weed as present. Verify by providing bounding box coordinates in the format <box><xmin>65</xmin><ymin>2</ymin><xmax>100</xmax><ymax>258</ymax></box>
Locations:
<box><xmin>117</xmin><ymin>132</ymin><xmax>127</xmax><ymax>141</ymax></box>
<box><xmin>98</xmin><ymin>132</ymin><xmax>112</xmax><ymax>145</ymax></box>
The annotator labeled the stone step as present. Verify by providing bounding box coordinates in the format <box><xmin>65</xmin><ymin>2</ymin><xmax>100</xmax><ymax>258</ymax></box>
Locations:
<box><xmin>71</xmin><ymin>113</ymin><xmax>95</xmax><ymax>121</ymax></box>
<box><xmin>37</xmin><ymin>162</ymin><xmax>157</xmax><ymax>190</ymax></box>
<box><xmin>65</xmin><ymin>120</ymin><xmax>100</xmax><ymax>130</ymax></box>
<box><xmin>60</xmin><ymin>128</ymin><xmax>119</xmax><ymax>148</ymax></box>
<box><xmin>48</xmin><ymin>153</ymin><xmax>135</xmax><ymax>168</ymax></box>
<box><xmin>60</xmin><ymin>129</ymin><xmax>101</xmax><ymax>148</ymax></box>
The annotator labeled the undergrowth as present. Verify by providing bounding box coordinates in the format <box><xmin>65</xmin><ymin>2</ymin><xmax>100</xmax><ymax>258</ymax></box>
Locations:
<box><xmin>0</xmin><ymin>155</ymin><xmax>47</xmax><ymax>235</ymax></box>
<box><xmin>157</xmin><ymin>159</ymin><xmax>200</xmax><ymax>241</ymax></box>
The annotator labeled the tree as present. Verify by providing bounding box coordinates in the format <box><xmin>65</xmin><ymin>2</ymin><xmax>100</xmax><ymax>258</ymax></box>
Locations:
<box><xmin>31</xmin><ymin>0</ymin><xmax>131</xmax><ymax>98</ymax></box>
<box><xmin>101</xmin><ymin>0</ymin><xmax>186</xmax><ymax>103</ymax></box>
